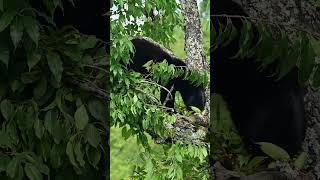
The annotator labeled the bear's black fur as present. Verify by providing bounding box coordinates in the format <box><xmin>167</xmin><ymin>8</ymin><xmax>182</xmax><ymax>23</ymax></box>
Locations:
<box><xmin>129</xmin><ymin>38</ymin><xmax>206</xmax><ymax>111</ymax></box>
<box><xmin>212</xmin><ymin>0</ymin><xmax>305</xmax><ymax>155</ymax></box>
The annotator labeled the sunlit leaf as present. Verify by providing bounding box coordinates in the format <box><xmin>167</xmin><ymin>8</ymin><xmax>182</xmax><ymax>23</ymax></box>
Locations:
<box><xmin>294</xmin><ymin>152</ymin><xmax>308</xmax><ymax>169</ymax></box>
<box><xmin>257</xmin><ymin>142</ymin><xmax>290</xmax><ymax>160</ymax></box>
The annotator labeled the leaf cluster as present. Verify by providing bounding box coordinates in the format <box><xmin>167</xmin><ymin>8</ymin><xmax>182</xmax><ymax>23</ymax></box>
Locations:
<box><xmin>212</xmin><ymin>17</ymin><xmax>320</xmax><ymax>87</ymax></box>
<box><xmin>0</xmin><ymin>0</ymin><xmax>108</xmax><ymax>179</ymax></box>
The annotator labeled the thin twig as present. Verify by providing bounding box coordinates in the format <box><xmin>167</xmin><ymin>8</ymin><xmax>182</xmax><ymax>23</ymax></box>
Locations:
<box><xmin>135</xmin><ymin>88</ymin><xmax>159</xmax><ymax>102</ymax></box>
<box><xmin>139</xmin><ymin>79</ymin><xmax>173</xmax><ymax>99</ymax></box>
<box><xmin>163</xmin><ymin>85</ymin><xmax>174</xmax><ymax>107</ymax></box>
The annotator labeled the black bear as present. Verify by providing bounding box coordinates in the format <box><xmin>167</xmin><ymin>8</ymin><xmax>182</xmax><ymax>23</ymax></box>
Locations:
<box><xmin>128</xmin><ymin>37</ymin><xmax>206</xmax><ymax>111</ymax></box>
<box><xmin>212</xmin><ymin>0</ymin><xmax>305</xmax><ymax>155</ymax></box>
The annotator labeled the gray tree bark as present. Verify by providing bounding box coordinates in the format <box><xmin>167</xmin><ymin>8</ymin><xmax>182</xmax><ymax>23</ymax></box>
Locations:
<box><xmin>180</xmin><ymin>0</ymin><xmax>210</xmax><ymax>131</ymax></box>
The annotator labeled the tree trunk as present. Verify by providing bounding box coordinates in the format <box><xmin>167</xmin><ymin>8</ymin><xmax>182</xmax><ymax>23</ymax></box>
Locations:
<box><xmin>181</xmin><ymin>0</ymin><xmax>210</xmax><ymax>128</ymax></box>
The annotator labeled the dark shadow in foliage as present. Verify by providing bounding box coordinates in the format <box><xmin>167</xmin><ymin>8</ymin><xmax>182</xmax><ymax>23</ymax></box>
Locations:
<box><xmin>128</xmin><ymin>37</ymin><xmax>206</xmax><ymax>111</ymax></box>
<box><xmin>29</xmin><ymin>0</ymin><xmax>109</xmax><ymax>179</ymax></box>
<box><xmin>30</xmin><ymin>0</ymin><xmax>108</xmax><ymax>43</ymax></box>
<box><xmin>211</xmin><ymin>0</ymin><xmax>305</xmax><ymax>156</ymax></box>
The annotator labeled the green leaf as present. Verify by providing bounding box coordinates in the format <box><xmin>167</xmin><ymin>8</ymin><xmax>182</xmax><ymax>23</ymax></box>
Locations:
<box><xmin>0</xmin><ymin>132</ymin><xmax>12</xmax><ymax>148</ymax></box>
<box><xmin>86</xmin><ymin>145</ymin><xmax>101</xmax><ymax>169</ymax></box>
<box><xmin>46</xmin><ymin>52</ymin><xmax>63</xmax><ymax>83</ymax></box>
<box><xmin>299</xmin><ymin>35</ymin><xmax>316</xmax><ymax>85</ymax></box>
<box><xmin>50</xmin><ymin>145</ymin><xmax>62</xmax><ymax>168</ymax></box>
<box><xmin>24</xmin><ymin>105</ymin><xmax>36</xmax><ymax>129</ymax></box>
<box><xmin>6</xmin><ymin>157</ymin><xmax>19</xmax><ymax>178</ymax></box>
<box><xmin>23</xmin><ymin>155</ymin><xmax>48</xmax><ymax>177</ymax></box>
<box><xmin>43</xmin><ymin>0</ymin><xmax>59</xmax><ymax>15</ymax></box>
<box><xmin>5</xmin><ymin>122</ymin><xmax>18</xmax><ymax>146</ymax></box>
<box><xmin>257</xmin><ymin>142</ymin><xmax>290</xmax><ymax>160</ymax></box>
<box><xmin>17</xmin><ymin>163</ymin><xmax>24</xmax><ymax>180</ymax></box>
<box><xmin>0</xmin><ymin>45</ymin><xmax>9</xmax><ymax>68</ymax></box>
<box><xmin>22</xmin><ymin>16</ymin><xmax>39</xmax><ymax>45</ymax></box>
<box><xmin>66</xmin><ymin>138</ymin><xmax>79</xmax><ymax>168</ymax></box>
<box><xmin>24</xmin><ymin>163</ymin><xmax>43</xmax><ymax>180</ymax></box>
<box><xmin>294</xmin><ymin>152</ymin><xmax>308</xmax><ymax>169</ymax></box>
<box><xmin>175</xmin><ymin>153</ymin><xmax>183</xmax><ymax>163</ymax></box>
<box><xmin>33</xmin><ymin>77</ymin><xmax>47</xmax><ymax>99</ymax></box>
<box><xmin>190</xmin><ymin>106</ymin><xmax>201</xmax><ymax>113</ymax></box>
<box><xmin>9</xmin><ymin>80</ymin><xmax>21</xmax><ymax>93</ymax></box>
<box><xmin>246</xmin><ymin>156</ymin><xmax>266</xmax><ymax>170</ymax></box>
<box><xmin>27</xmin><ymin>52</ymin><xmax>41</xmax><ymax>71</ymax></box>
<box><xmin>34</xmin><ymin>119</ymin><xmax>45</xmax><ymax>139</ymax></box>
<box><xmin>88</xmin><ymin>99</ymin><xmax>106</xmax><ymax>121</ymax></box>
<box><xmin>277</xmin><ymin>40</ymin><xmax>299</xmax><ymax>80</ymax></box>
<box><xmin>16</xmin><ymin>105</ymin><xmax>35</xmax><ymax>130</ymax></box>
<box><xmin>74</xmin><ymin>141</ymin><xmax>85</xmax><ymax>167</ymax></box>
<box><xmin>44</xmin><ymin>109</ymin><xmax>58</xmax><ymax>134</ymax></box>
<box><xmin>0</xmin><ymin>155</ymin><xmax>10</xmax><ymax>172</ymax></box>
<box><xmin>85</xmin><ymin>124</ymin><xmax>101</xmax><ymax>148</ymax></box>
<box><xmin>79</xmin><ymin>36</ymin><xmax>99</xmax><ymax>50</ymax></box>
<box><xmin>62</xmin><ymin>45</ymin><xmax>82</xmax><ymax>61</ymax></box>
<box><xmin>121</xmin><ymin>126</ymin><xmax>131</xmax><ymax>140</ymax></box>
<box><xmin>0</xmin><ymin>9</ymin><xmax>17</xmax><ymax>32</ymax></box>
<box><xmin>34</xmin><ymin>160</ymin><xmax>49</xmax><ymax>176</ymax></box>
<box><xmin>222</xmin><ymin>19</ymin><xmax>238</xmax><ymax>47</ymax></box>
<box><xmin>74</xmin><ymin>105</ymin><xmax>89</xmax><ymax>130</ymax></box>
<box><xmin>51</xmin><ymin>122</ymin><xmax>64</xmax><ymax>144</ymax></box>
<box><xmin>10</xmin><ymin>17</ymin><xmax>24</xmax><ymax>49</ymax></box>
<box><xmin>21</xmin><ymin>71</ymin><xmax>41</xmax><ymax>84</ymax></box>
<box><xmin>1</xmin><ymin>99</ymin><xmax>14</xmax><ymax>121</ymax></box>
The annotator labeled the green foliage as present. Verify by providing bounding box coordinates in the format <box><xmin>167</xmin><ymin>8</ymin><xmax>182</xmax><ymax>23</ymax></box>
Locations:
<box><xmin>111</xmin><ymin>0</ymin><xmax>209</xmax><ymax>179</ymax></box>
<box><xmin>144</xmin><ymin>60</ymin><xmax>209</xmax><ymax>87</ymax></box>
<box><xmin>0</xmin><ymin>0</ymin><xmax>108</xmax><ymax>179</ymax></box>
<box><xmin>212</xmin><ymin>18</ymin><xmax>320</xmax><ymax>87</ymax></box>
<box><xmin>130</xmin><ymin>143</ymin><xmax>208</xmax><ymax>180</ymax></box>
